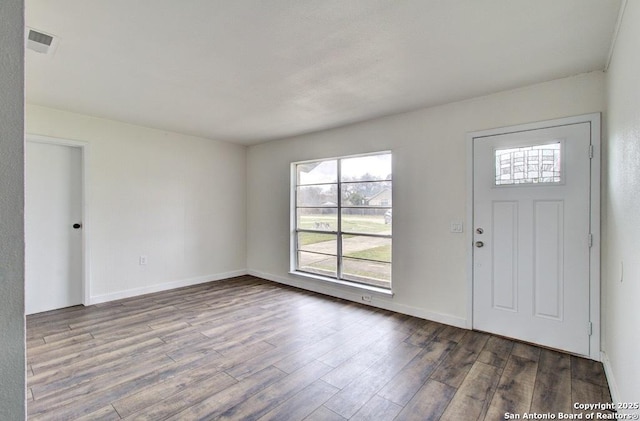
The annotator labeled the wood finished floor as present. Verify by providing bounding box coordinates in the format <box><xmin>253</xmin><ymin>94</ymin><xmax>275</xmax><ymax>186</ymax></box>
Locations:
<box><xmin>27</xmin><ymin>276</ymin><xmax>612</xmax><ymax>421</ymax></box>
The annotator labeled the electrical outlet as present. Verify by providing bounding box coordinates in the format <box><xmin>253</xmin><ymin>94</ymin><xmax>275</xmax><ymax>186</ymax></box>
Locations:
<box><xmin>139</xmin><ymin>255</ymin><xmax>148</xmax><ymax>265</ymax></box>
<box><xmin>361</xmin><ymin>295</ymin><xmax>372</xmax><ymax>302</ymax></box>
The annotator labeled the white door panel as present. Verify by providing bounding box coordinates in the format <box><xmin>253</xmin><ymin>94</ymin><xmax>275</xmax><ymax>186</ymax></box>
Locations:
<box><xmin>473</xmin><ymin>123</ymin><xmax>591</xmax><ymax>356</ymax></box>
<box><xmin>26</xmin><ymin>141</ymin><xmax>83</xmax><ymax>315</ymax></box>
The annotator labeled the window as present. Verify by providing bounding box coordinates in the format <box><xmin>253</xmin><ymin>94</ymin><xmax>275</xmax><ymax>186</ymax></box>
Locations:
<box><xmin>495</xmin><ymin>142</ymin><xmax>562</xmax><ymax>185</ymax></box>
<box><xmin>293</xmin><ymin>152</ymin><xmax>392</xmax><ymax>290</ymax></box>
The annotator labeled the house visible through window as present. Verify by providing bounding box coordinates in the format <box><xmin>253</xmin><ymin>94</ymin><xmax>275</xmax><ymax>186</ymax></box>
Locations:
<box><xmin>293</xmin><ymin>152</ymin><xmax>392</xmax><ymax>290</ymax></box>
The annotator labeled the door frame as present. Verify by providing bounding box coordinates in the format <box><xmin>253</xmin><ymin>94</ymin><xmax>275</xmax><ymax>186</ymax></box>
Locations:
<box><xmin>26</xmin><ymin>134</ymin><xmax>91</xmax><ymax>307</ymax></box>
<box><xmin>465</xmin><ymin>113</ymin><xmax>601</xmax><ymax>360</ymax></box>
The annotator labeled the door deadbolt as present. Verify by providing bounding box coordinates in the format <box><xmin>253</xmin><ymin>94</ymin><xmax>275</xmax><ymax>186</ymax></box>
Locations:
<box><xmin>476</xmin><ymin>228</ymin><xmax>484</xmax><ymax>234</ymax></box>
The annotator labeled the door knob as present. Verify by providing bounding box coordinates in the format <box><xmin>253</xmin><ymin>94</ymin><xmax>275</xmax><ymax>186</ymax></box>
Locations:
<box><xmin>475</xmin><ymin>241</ymin><xmax>484</xmax><ymax>248</ymax></box>
<box><xmin>72</xmin><ymin>223</ymin><xmax>82</xmax><ymax>229</ymax></box>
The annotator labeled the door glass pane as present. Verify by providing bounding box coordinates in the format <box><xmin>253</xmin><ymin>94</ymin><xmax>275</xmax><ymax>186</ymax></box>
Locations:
<box><xmin>495</xmin><ymin>142</ymin><xmax>561</xmax><ymax>185</ymax></box>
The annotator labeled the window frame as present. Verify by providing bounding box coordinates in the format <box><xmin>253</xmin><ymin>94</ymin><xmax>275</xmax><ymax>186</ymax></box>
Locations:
<box><xmin>290</xmin><ymin>151</ymin><xmax>393</xmax><ymax>293</ymax></box>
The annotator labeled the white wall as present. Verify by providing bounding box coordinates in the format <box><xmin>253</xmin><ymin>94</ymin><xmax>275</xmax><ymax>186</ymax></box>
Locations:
<box><xmin>0</xmin><ymin>0</ymin><xmax>25</xmax><ymax>419</ymax></box>
<box><xmin>603</xmin><ymin>1</ymin><xmax>640</xmax><ymax>403</ymax></box>
<box><xmin>26</xmin><ymin>105</ymin><xmax>247</xmax><ymax>303</ymax></box>
<box><xmin>247</xmin><ymin>72</ymin><xmax>605</xmax><ymax>327</ymax></box>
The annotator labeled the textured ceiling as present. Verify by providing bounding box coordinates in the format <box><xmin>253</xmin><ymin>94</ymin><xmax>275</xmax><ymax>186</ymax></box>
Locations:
<box><xmin>26</xmin><ymin>0</ymin><xmax>621</xmax><ymax>145</ymax></box>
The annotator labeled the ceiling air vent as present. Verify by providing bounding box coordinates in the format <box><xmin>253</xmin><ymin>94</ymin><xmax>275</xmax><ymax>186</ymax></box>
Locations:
<box><xmin>26</xmin><ymin>27</ymin><xmax>58</xmax><ymax>55</ymax></box>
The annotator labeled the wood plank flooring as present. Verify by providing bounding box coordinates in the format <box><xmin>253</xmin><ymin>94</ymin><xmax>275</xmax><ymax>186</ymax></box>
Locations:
<box><xmin>27</xmin><ymin>275</ymin><xmax>613</xmax><ymax>420</ymax></box>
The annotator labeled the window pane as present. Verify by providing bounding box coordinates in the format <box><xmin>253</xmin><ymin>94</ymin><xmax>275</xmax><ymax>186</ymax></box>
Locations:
<box><xmin>341</xmin><ymin>154</ymin><xmax>391</xmax><ymax>182</ymax></box>
<box><xmin>297</xmin><ymin>160</ymin><xmax>337</xmax><ymax>185</ymax></box>
<box><xmin>495</xmin><ymin>143</ymin><xmax>561</xmax><ymax>185</ymax></box>
<box><xmin>342</xmin><ymin>258</ymin><xmax>391</xmax><ymax>288</ymax></box>
<box><xmin>297</xmin><ymin>208</ymin><xmax>337</xmax><ymax>231</ymax></box>
<box><xmin>342</xmin><ymin>236</ymin><xmax>391</xmax><ymax>263</ymax></box>
<box><xmin>341</xmin><ymin>181</ymin><xmax>391</xmax><ymax>207</ymax></box>
<box><xmin>297</xmin><ymin>251</ymin><xmax>336</xmax><ymax>277</ymax></box>
<box><xmin>297</xmin><ymin>185</ymin><xmax>337</xmax><ymax>207</ymax></box>
<box><xmin>297</xmin><ymin>232</ymin><xmax>337</xmax><ymax>254</ymax></box>
<box><xmin>341</xmin><ymin>210</ymin><xmax>391</xmax><ymax>235</ymax></box>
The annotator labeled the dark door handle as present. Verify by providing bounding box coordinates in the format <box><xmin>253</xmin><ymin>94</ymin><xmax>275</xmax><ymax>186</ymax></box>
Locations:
<box><xmin>73</xmin><ymin>223</ymin><xmax>82</xmax><ymax>229</ymax></box>
<box><xmin>475</xmin><ymin>241</ymin><xmax>484</xmax><ymax>248</ymax></box>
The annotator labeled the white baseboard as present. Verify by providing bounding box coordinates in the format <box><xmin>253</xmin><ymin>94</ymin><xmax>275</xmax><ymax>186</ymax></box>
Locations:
<box><xmin>600</xmin><ymin>350</ymin><xmax>621</xmax><ymax>404</ymax></box>
<box><xmin>88</xmin><ymin>269</ymin><xmax>248</xmax><ymax>305</ymax></box>
<box><xmin>248</xmin><ymin>269</ymin><xmax>467</xmax><ymax>329</ymax></box>
<box><xmin>88</xmin><ymin>268</ymin><xmax>467</xmax><ymax>328</ymax></box>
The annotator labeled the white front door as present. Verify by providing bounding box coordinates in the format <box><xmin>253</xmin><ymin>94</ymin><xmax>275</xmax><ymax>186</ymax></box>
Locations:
<box><xmin>472</xmin><ymin>122</ymin><xmax>592</xmax><ymax>356</ymax></box>
<box><xmin>26</xmin><ymin>140</ymin><xmax>83</xmax><ymax>315</ymax></box>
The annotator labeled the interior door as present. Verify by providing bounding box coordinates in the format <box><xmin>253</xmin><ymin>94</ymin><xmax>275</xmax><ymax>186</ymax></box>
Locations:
<box><xmin>472</xmin><ymin>122</ymin><xmax>592</xmax><ymax>356</ymax></box>
<box><xmin>26</xmin><ymin>140</ymin><xmax>83</xmax><ymax>315</ymax></box>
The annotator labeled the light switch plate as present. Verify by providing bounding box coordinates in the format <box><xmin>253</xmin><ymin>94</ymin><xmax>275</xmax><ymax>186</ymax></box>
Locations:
<box><xmin>450</xmin><ymin>222</ymin><xmax>463</xmax><ymax>233</ymax></box>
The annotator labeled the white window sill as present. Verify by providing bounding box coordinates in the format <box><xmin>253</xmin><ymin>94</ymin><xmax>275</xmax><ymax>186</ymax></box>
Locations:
<box><xmin>289</xmin><ymin>271</ymin><xmax>394</xmax><ymax>296</ymax></box>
